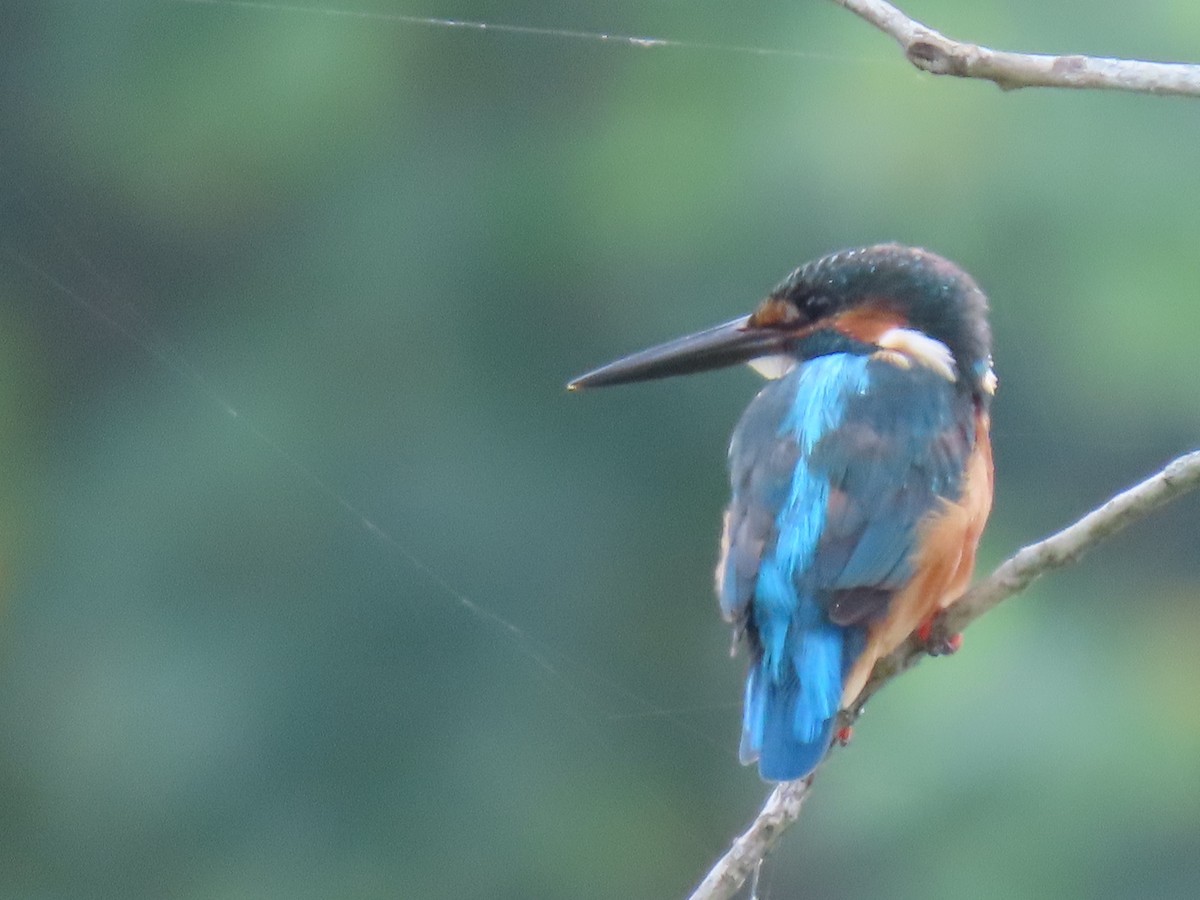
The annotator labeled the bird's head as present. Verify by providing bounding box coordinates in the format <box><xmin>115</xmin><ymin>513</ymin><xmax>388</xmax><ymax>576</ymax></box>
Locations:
<box><xmin>568</xmin><ymin>244</ymin><xmax>995</xmax><ymax>402</ymax></box>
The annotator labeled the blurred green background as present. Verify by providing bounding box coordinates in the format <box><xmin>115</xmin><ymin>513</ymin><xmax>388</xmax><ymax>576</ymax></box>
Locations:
<box><xmin>0</xmin><ymin>1</ymin><xmax>1198</xmax><ymax>898</ymax></box>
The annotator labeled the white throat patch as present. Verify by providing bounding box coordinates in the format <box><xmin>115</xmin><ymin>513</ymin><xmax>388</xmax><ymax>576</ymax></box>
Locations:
<box><xmin>747</xmin><ymin>354</ymin><xmax>797</xmax><ymax>380</ymax></box>
<box><xmin>877</xmin><ymin>328</ymin><xmax>957</xmax><ymax>382</ymax></box>
<box><xmin>748</xmin><ymin>331</ymin><xmax>957</xmax><ymax>382</ymax></box>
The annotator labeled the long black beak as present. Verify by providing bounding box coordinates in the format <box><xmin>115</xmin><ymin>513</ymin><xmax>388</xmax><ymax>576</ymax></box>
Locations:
<box><xmin>567</xmin><ymin>315</ymin><xmax>789</xmax><ymax>390</ymax></box>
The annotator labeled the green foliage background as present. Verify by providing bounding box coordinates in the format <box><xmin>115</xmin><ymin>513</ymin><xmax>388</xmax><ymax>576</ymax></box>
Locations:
<box><xmin>0</xmin><ymin>1</ymin><xmax>1198</xmax><ymax>897</ymax></box>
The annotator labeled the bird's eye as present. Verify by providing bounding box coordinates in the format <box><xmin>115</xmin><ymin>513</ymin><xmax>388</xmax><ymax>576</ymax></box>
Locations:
<box><xmin>805</xmin><ymin>294</ymin><xmax>834</xmax><ymax>317</ymax></box>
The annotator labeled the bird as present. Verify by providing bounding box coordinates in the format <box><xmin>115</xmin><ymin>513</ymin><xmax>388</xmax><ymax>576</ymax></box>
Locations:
<box><xmin>568</xmin><ymin>244</ymin><xmax>995</xmax><ymax>781</ymax></box>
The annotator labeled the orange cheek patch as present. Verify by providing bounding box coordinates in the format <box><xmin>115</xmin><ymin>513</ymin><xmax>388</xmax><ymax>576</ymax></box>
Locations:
<box><xmin>829</xmin><ymin>304</ymin><xmax>907</xmax><ymax>344</ymax></box>
<box><xmin>749</xmin><ymin>297</ymin><xmax>909</xmax><ymax>348</ymax></box>
<box><xmin>748</xmin><ymin>297</ymin><xmax>801</xmax><ymax>328</ymax></box>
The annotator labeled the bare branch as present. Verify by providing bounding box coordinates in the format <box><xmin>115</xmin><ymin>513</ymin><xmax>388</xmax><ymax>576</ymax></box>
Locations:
<box><xmin>832</xmin><ymin>0</ymin><xmax>1200</xmax><ymax>97</ymax></box>
<box><xmin>689</xmin><ymin>777</ymin><xmax>813</xmax><ymax>900</ymax></box>
<box><xmin>689</xmin><ymin>448</ymin><xmax>1200</xmax><ymax>900</ymax></box>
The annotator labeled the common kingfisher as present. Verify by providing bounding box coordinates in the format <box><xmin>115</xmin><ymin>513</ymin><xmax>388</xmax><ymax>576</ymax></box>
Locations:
<box><xmin>570</xmin><ymin>244</ymin><xmax>995</xmax><ymax>781</ymax></box>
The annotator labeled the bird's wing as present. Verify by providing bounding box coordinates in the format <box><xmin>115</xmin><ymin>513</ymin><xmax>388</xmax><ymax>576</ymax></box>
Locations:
<box><xmin>717</xmin><ymin>353</ymin><xmax>976</xmax><ymax>636</ymax></box>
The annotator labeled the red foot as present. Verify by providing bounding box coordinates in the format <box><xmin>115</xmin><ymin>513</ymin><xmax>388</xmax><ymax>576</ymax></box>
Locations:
<box><xmin>939</xmin><ymin>632</ymin><xmax>964</xmax><ymax>656</ymax></box>
<box><xmin>836</xmin><ymin>725</ymin><xmax>854</xmax><ymax>747</ymax></box>
<box><xmin>917</xmin><ymin>617</ymin><xmax>962</xmax><ymax>656</ymax></box>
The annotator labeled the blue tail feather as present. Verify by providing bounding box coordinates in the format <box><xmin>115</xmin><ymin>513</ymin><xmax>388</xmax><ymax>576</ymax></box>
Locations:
<box><xmin>742</xmin><ymin>622</ymin><xmax>847</xmax><ymax>781</ymax></box>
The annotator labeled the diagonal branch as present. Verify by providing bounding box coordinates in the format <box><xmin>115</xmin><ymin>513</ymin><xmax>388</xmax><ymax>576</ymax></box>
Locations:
<box><xmin>831</xmin><ymin>0</ymin><xmax>1200</xmax><ymax>97</ymax></box>
<box><xmin>689</xmin><ymin>447</ymin><xmax>1200</xmax><ymax>900</ymax></box>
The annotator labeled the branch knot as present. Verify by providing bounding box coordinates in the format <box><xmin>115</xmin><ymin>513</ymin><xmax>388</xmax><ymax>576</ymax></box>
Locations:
<box><xmin>906</xmin><ymin>38</ymin><xmax>962</xmax><ymax>76</ymax></box>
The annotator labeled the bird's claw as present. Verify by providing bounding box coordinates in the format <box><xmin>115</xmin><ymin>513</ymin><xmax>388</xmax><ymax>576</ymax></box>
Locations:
<box><xmin>917</xmin><ymin>618</ymin><xmax>963</xmax><ymax>657</ymax></box>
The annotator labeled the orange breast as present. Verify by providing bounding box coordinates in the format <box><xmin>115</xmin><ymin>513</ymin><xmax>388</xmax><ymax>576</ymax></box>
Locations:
<box><xmin>841</xmin><ymin>408</ymin><xmax>994</xmax><ymax>705</ymax></box>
